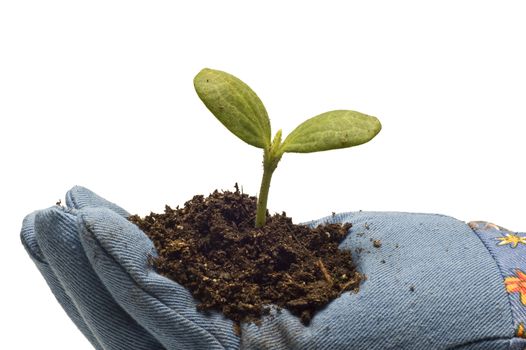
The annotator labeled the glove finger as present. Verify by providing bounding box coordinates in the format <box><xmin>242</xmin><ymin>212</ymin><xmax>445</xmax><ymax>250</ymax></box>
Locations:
<box><xmin>78</xmin><ymin>207</ymin><xmax>239</xmax><ymax>350</ymax></box>
<box><xmin>21</xmin><ymin>211</ymin><xmax>103</xmax><ymax>350</ymax></box>
<box><xmin>34</xmin><ymin>206</ymin><xmax>165</xmax><ymax>350</ymax></box>
<box><xmin>66</xmin><ymin>186</ymin><xmax>129</xmax><ymax>217</ymax></box>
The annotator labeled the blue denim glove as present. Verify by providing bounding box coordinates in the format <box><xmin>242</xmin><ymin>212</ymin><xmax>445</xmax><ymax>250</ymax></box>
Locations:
<box><xmin>21</xmin><ymin>186</ymin><xmax>526</xmax><ymax>349</ymax></box>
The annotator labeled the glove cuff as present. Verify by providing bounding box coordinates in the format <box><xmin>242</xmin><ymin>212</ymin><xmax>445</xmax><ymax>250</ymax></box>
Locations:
<box><xmin>469</xmin><ymin>221</ymin><xmax>526</xmax><ymax>346</ymax></box>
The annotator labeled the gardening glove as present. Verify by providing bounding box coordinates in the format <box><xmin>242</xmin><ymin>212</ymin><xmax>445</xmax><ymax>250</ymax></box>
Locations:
<box><xmin>21</xmin><ymin>186</ymin><xmax>238</xmax><ymax>350</ymax></box>
<box><xmin>21</xmin><ymin>186</ymin><xmax>526</xmax><ymax>349</ymax></box>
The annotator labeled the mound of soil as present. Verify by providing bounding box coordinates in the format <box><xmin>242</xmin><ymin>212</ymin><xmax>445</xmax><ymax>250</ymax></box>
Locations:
<box><xmin>129</xmin><ymin>185</ymin><xmax>362</xmax><ymax>326</ymax></box>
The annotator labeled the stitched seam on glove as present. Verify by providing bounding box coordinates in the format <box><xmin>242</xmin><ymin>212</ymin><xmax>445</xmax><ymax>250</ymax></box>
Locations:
<box><xmin>445</xmin><ymin>335</ymin><xmax>516</xmax><ymax>349</ymax></box>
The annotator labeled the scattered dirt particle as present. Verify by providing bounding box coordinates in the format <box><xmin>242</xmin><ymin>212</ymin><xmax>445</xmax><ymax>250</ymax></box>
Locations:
<box><xmin>409</xmin><ymin>285</ymin><xmax>415</xmax><ymax>292</ymax></box>
<box><xmin>129</xmin><ymin>187</ymin><xmax>362</xmax><ymax>325</ymax></box>
<box><xmin>380</xmin><ymin>259</ymin><xmax>386</xmax><ymax>264</ymax></box>
<box><xmin>373</xmin><ymin>239</ymin><xmax>382</xmax><ymax>248</ymax></box>
<box><xmin>233</xmin><ymin>322</ymin><xmax>241</xmax><ymax>337</ymax></box>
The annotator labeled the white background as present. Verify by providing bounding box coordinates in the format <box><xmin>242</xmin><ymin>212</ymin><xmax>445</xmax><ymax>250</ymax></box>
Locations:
<box><xmin>1</xmin><ymin>1</ymin><xmax>525</xmax><ymax>348</ymax></box>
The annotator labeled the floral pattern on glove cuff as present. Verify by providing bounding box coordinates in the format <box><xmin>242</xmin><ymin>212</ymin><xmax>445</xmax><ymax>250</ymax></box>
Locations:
<box><xmin>469</xmin><ymin>221</ymin><xmax>526</xmax><ymax>344</ymax></box>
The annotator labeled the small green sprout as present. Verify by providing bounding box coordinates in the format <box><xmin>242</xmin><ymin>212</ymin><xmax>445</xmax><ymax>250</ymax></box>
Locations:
<box><xmin>194</xmin><ymin>68</ymin><xmax>381</xmax><ymax>228</ymax></box>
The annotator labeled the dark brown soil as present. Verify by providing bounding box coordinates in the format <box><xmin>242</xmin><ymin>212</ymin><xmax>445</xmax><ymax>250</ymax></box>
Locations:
<box><xmin>129</xmin><ymin>185</ymin><xmax>362</xmax><ymax>326</ymax></box>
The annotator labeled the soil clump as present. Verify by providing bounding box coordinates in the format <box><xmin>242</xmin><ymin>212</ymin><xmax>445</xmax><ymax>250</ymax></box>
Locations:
<box><xmin>129</xmin><ymin>185</ymin><xmax>362</xmax><ymax>325</ymax></box>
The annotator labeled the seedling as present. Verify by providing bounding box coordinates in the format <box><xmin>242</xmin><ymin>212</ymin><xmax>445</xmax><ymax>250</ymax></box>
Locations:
<box><xmin>194</xmin><ymin>68</ymin><xmax>381</xmax><ymax>227</ymax></box>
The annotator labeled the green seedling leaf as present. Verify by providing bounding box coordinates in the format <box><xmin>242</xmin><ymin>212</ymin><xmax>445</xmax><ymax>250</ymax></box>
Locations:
<box><xmin>194</xmin><ymin>68</ymin><xmax>271</xmax><ymax>148</ymax></box>
<box><xmin>194</xmin><ymin>68</ymin><xmax>382</xmax><ymax>227</ymax></box>
<box><xmin>281</xmin><ymin>110</ymin><xmax>381</xmax><ymax>153</ymax></box>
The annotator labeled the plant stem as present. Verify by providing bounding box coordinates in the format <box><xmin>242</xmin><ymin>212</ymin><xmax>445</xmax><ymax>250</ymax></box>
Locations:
<box><xmin>255</xmin><ymin>130</ymin><xmax>283</xmax><ymax>228</ymax></box>
<box><xmin>255</xmin><ymin>158</ymin><xmax>274</xmax><ymax>227</ymax></box>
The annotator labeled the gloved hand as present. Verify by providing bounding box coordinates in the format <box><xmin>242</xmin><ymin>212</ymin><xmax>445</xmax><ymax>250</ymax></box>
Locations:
<box><xmin>21</xmin><ymin>186</ymin><xmax>526</xmax><ymax>349</ymax></box>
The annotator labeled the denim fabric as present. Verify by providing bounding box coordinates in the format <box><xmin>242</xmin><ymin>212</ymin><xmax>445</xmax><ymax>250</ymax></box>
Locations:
<box><xmin>21</xmin><ymin>212</ymin><xmax>103</xmax><ymax>350</ymax></box>
<box><xmin>21</xmin><ymin>187</ymin><xmax>523</xmax><ymax>349</ymax></box>
<box><xmin>25</xmin><ymin>205</ymin><xmax>164</xmax><ymax>350</ymax></box>
<box><xmin>241</xmin><ymin>212</ymin><xmax>514</xmax><ymax>349</ymax></box>
<box><xmin>468</xmin><ymin>221</ymin><xmax>526</xmax><ymax>349</ymax></box>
